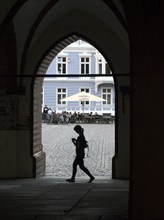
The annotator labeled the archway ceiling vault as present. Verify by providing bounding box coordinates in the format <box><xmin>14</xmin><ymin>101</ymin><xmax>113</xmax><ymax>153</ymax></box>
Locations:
<box><xmin>26</xmin><ymin>9</ymin><xmax>129</xmax><ymax>76</ymax></box>
<box><xmin>0</xmin><ymin>0</ymin><xmax>129</xmax><ymax>76</ymax></box>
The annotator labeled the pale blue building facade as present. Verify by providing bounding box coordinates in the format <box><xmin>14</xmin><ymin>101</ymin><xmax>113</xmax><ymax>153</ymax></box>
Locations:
<box><xmin>43</xmin><ymin>40</ymin><xmax>115</xmax><ymax>115</ymax></box>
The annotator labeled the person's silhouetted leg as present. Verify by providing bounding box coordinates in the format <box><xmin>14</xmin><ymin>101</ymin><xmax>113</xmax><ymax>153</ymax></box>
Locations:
<box><xmin>79</xmin><ymin>159</ymin><xmax>95</xmax><ymax>183</ymax></box>
<box><xmin>66</xmin><ymin>158</ymin><xmax>78</xmax><ymax>182</ymax></box>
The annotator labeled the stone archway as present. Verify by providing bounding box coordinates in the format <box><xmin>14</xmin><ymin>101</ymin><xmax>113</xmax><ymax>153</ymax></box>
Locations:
<box><xmin>33</xmin><ymin>33</ymin><xmax>117</xmax><ymax>177</ymax></box>
<box><xmin>33</xmin><ymin>34</ymin><xmax>84</xmax><ymax>177</ymax></box>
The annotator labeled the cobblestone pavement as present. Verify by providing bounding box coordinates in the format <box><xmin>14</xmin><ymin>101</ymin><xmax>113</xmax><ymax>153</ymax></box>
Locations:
<box><xmin>42</xmin><ymin>123</ymin><xmax>115</xmax><ymax>179</ymax></box>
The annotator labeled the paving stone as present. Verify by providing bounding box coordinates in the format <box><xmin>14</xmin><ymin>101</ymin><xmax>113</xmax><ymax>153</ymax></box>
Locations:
<box><xmin>42</xmin><ymin>124</ymin><xmax>115</xmax><ymax>178</ymax></box>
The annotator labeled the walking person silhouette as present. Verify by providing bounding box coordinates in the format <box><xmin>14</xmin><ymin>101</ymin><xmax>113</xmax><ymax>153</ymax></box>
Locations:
<box><xmin>66</xmin><ymin>125</ymin><xmax>95</xmax><ymax>183</ymax></box>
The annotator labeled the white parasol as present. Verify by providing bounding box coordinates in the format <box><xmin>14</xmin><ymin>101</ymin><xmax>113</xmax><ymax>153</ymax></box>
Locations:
<box><xmin>60</xmin><ymin>91</ymin><xmax>105</xmax><ymax>114</ymax></box>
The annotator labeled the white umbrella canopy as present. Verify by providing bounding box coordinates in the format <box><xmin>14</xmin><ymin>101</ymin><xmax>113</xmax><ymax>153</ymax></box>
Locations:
<box><xmin>60</xmin><ymin>91</ymin><xmax>105</xmax><ymax>114</ymax></box>
<box><xmin>61</xmin><ymin>91</ymin><xmax>105</xmax><ymax>102</ymax></box>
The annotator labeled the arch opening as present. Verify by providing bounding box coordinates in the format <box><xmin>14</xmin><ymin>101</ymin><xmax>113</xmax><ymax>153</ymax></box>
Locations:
<box><xmin>33</xmin><ymin>33</ymin><xmax>118</xmax><ymax>178</ymax></box>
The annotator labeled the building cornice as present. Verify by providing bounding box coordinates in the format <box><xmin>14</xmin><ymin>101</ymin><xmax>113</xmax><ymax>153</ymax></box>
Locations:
<box><xmin>44</xmin><ymin>76</ymin><xmax>114</xmax><ymax>83</ymax></box>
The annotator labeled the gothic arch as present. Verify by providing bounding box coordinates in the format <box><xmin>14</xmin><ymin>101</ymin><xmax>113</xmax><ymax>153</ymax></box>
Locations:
<box><xmin>32</xmin><ymin>32</ymin><xmax>118</xmax><ymax>177</ymax></box>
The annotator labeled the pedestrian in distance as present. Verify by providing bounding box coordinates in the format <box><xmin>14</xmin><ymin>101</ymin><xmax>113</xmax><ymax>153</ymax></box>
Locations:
<box><xmin>66</xmin><ymin>125</ymin><xmax>95</xmax><ymax>183</ymax></box>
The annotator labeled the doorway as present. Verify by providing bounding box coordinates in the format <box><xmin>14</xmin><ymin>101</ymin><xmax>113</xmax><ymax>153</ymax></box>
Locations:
<box><xmin>33</xmin><ymin>33</ymin><xmax>118</xmax><ymax>178</ymax></box>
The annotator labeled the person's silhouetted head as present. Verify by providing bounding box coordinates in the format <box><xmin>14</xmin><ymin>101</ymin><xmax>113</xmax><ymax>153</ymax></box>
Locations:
<box><xmin>74</xmin><ymin>125</ymin><xmax>84</xmax><ymax>134</ymax></box>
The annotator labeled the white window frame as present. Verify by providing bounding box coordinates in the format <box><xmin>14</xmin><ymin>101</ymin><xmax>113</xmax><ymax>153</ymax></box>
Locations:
<box><xmin>56</xmin><ymin>52</ymin><xmax>68</xmax><ymax>75</ymax></box>
<box><xmin>79</xmin><ymin>52</ymin><xmax>91</xmax><ymax>75</ymax></box>
<box><xmin>95</xmin><ymin>54</ymin><xmax>109</xmax><ymax>74</ymax></box>
<box><xmin>56</xmin><ymin>88</ymin><xmax>67</xmax><ymax>105</ymax></box>
<box><xmin>102</xmin><ymin>88</ymin><xmax>112</xmax><ymax>105</ymax></box>
<box><xmin>80</xmin><ymin>88</ymin><xmax>90</xmax><ymax>106</ymax></box>
<box><xmin>98</xmin><ymin>58</ymin><xmax>103</xmax><ymax>74</ymax></box>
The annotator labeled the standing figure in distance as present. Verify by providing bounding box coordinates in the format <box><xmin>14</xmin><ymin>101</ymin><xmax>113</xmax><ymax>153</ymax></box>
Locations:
<box><xmin>66</xmin><ymin>125</ymin><xmax>95</xmax><ymax>183</ymax></box>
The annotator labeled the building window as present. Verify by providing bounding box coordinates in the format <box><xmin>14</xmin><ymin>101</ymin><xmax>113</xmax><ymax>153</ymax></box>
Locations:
<box><xmin>96</xmin><ymin>55</ymin><xmax>110</xmax><ymax>74</ymax></box>
<box><xmin>57</xmin><ymin>57</ymin><xmax>67</xmax><ymax>74</ymax></box>
<box><xmin>80</xmin><ymin>57</ymin><xmax>90</xmax><ymax>74</ymax></box>
<box><xmin>57</xmin><ymin>88</ymin><xmax>66</xmax><ymax>104</ymax></box>
<box><xmin>105</xmin><ymin>63</ymin><xmax>110</xmax><ymax>74</ymax></box>
<box><xmin>98</xmin><ymin>58</ymin><xmax>103</xmax><ymax>74</ymax></box>
<box><xmin>80</xmin><ymin>88</ymin><xmax>90</xmax><ymax>105</ymax></box>
<box><xmin>102</xmin><ymin>88</ymin><xmax>111</xmax><ymax>105</ymax></box>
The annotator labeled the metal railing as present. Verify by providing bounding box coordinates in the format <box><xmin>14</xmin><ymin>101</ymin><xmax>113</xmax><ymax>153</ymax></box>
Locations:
<box><xmin>42</xmin><ymin>105</ymin><xmax>115</xmax><ymax>115</ymax></box>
